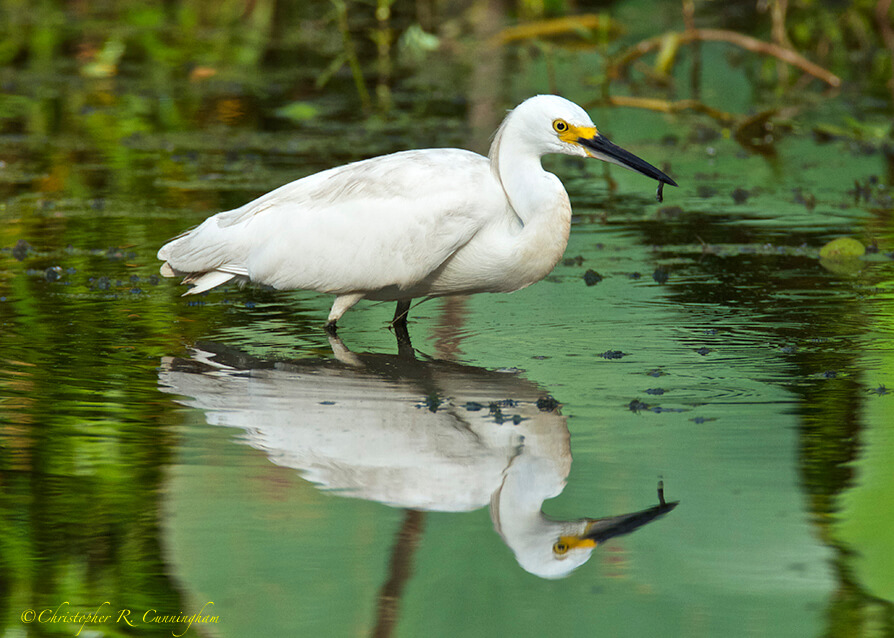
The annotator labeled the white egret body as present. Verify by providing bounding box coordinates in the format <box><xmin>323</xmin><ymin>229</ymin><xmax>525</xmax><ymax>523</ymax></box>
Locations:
<box><xmin>158</xmin><ymin>95</ymin><xmax>676</xmax><ymax>331</ymax></box>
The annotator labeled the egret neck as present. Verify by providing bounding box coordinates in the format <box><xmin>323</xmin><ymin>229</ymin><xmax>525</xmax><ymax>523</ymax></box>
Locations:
<box><xmin>490</xmin><ymin>118</ymin><xmax>572</xmax><ymax>281</ymax></box>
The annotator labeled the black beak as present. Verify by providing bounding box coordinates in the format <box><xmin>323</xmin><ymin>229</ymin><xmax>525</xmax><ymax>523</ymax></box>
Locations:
<box><xmin>583</xmin><ymin>499</ymin><xmax>679</xmax><ymax>544</ymax></box>
<box><xmin>579</xmin><ymin>134</ymin><xmax>678</xmax><ymax>187</ymax></box>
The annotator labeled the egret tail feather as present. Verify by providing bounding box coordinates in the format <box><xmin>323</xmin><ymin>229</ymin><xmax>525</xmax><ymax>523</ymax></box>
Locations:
<box><xmin>181</xmin><ymin>271</ymin><xmax>237</xmax><ymax>295</ymax></box>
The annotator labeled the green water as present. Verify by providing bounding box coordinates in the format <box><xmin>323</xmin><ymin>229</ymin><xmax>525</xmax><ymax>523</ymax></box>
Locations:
<box><xmin>2</xmin><ymin>3</ymin><xmax>894</xmax><ymax>637</ymax></box>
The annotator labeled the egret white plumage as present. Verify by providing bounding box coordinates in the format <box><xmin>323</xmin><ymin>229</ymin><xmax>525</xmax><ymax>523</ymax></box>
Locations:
<box><xmin>157</xmin><ymin>95</ymin><xmax>677</xmax><ymax>333</ymax></box>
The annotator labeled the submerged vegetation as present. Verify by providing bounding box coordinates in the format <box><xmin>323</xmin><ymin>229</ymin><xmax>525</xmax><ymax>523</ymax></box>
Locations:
<box><xmin>1</xmin><ymin>1</ymin><xmax>893</xmax><ymax>136</ymax></box>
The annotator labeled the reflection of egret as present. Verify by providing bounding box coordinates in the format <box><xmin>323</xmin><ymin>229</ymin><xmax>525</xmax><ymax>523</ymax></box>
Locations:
<box><xmin>158</xmin><ymin>339</ymin><xmax>676</xmax><ymax>579</ymax></box>
<box><xmin>157</xmin><ymin>95</ymin><xmax>676</xmax><ymax>336</ymax></box>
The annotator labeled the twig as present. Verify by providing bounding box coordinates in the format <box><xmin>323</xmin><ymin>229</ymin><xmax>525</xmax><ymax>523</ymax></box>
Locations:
<box><xmin>770</xmin><ymin>0</ymin><xmax>792</xmax><ymax>85</ymax></box>
<box><xmin>609</xmin><ymin>27</ymin><xmax>841</xmax><ymax>88</ymax></box>
<box><xmin>492</xmin><ymin>14</ymin><xmax>619</xmax><ymax>45</ymax></box>
<box><xmin>374</xmin><ymin>0</ymin><xmax>393</xmax><ymax>113</ymax></box>
<box><xmin>597</xmin><ymin>95</ymin><xmax>737</xmax><ymax>126</ymax></box>
<box><xmin>332</xmin><ymin>0</ymin><xmax>372</xmax><ymax>114</ymax></box>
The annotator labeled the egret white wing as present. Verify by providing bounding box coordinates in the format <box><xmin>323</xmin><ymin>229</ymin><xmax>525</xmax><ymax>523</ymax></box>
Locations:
<box><xmin>158</xmin><ymin>149</ymin><xmax>506</xmax><ymax>296</ymax></box>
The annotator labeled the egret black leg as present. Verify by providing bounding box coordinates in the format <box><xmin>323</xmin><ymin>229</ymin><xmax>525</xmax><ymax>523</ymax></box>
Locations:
<box><xmin>391</xmin><ymin>300</ymin><xmax>412</xmax><ymax>345</ymax></box>
<box><xmin>392</xmin><ymin>300</ymin><xmax>411</xmax><ymax>327</ymax></box>
<box><xmin>324</xmin><ymin>321</ymin><xmax>339</xmax><ymax>336</ymax></box>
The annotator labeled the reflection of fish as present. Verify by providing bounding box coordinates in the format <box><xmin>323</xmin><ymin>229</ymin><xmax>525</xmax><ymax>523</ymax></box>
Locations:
<box><xmin>158</xmin><ymin>339</ymin><xmax>677</xmax><ymax>579</ymax></box>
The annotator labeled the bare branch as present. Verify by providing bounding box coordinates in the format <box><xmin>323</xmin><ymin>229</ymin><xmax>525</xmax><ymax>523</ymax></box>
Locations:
<box><xmin>609</xmin><ymin>28</ymin><xmax>841</xmax><ymax>88</ymax></box>
<box><xmin>597</xmin><ymin>95</ymin><xmax>737</xmax><ymax>125</ymax></box>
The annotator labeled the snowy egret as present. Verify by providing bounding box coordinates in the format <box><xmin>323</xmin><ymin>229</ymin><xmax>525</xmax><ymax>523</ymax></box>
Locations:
<box><xmin>158</xmin><ymin>95</ymin><xmax>677</xmax><ymax>333</ymax></box>
<box><xmin>158</xmin><ymin>340</ymin><xmax>677</xmax><ymax>578</ymax></box>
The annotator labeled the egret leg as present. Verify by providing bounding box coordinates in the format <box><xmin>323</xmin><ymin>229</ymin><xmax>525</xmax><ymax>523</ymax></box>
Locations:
<box><xmin>325</xmin><ymin>293</ymin><xmax>364</xmax><ymax>333</ymax></box>
<box><xmin>326</xmin><ymin>334</ymin><xmax>364</xmax><ymax>367</ymax></box>
<box><xmin>391</xmin><ymin>300</ymin><xmax>412</xmax><ymax>345</ymax></box>
<box><xmin>392</xmin><ymin>300</ymin><xmax>411</xmax><ymax>326</ymax></box>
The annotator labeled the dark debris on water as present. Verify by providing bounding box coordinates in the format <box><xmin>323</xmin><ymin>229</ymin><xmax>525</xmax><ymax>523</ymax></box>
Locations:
<box><xmin>730</xmin><ymin>187</ymin><xmax>751</xmax><ymax>204</ymax></box>
<box><xmin>628</xmin><ymin>399</ymin><xmax>684</xmax><ymax>414</ymax></box>
<box><xmin>12</xmin><ymin>239</ymin><xmax>31</xmax><ymax>261</ymax></box>
<box><xmin>792</xmin><ymin>187</ymin><xmax>816</xmax><ymax>210</ymax></box>
<box><xmin>419</xmin><ymin>394</ymin><xmax>443</xmax><ymax>412</ymax></box>
<box><xmin>629</xmin><ymin>400</ymin><xmax>650</xmax><ymax>412</ymax></box>
<box><xmin>583</xmin><ymin>269</ymin><xmax>603</xmax><ymax>286</ymax></box>
<box><xmin>465</xmin><ymin>400</ymin><xmax>525</xmax><ymax>424</ymax></box>
<box><xmin>600</xmin><ymin>350</ymin><xmax>628</xmax><ymax>360</ymax></box>
<box><xmin>489</xmin><ymin>402</ymin><xmax>524</xmax><ymax>425</ymax></box>
<box><xmin>91</xmin><ymin>276</ymin><xmax>112</xmax><ymax>291</ymax></box>
<box><xmin>847</xmin><ymin>175</ymin><xmax>894</xmax><ymax>209</ymax></box>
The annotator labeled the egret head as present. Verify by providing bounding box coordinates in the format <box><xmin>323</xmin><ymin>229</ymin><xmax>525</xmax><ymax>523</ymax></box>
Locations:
<box><xmin>507</xmin><ymin>95</ymin><xmax>678</xmax><ymax>190</ymax></box>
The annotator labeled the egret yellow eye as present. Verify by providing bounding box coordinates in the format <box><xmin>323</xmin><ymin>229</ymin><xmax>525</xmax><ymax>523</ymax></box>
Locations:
<box><xmin>553</xmin><ymin>541</ymin><xmax>570</xmax><ymax>555</ymax></box>
<box><xmin>553</xmin><ymin>119</ymin><xmax>569</xmax><ymax>133</ymax></box>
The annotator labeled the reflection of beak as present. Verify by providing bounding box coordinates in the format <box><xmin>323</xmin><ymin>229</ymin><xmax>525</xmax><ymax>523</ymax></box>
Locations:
<box><xmin>579</xmin><ymin>133</ymin><xmax>678</xmax><ymax>187</ymax></box>
<box><xmin>558</xmin><ymin>499</ymin><xmax>679</xmax><ymax>552</ymax></box>
<box><xmin>583</xmin><ymin>500</ymin><xmax>679</xmax><ymax>544</ymax></box>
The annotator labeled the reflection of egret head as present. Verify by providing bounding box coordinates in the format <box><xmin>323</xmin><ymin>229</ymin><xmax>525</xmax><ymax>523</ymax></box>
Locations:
<box><xmin>492</xmin><ymin>451</ymin><xmax>678</xmax><ymax>579</ymax></box>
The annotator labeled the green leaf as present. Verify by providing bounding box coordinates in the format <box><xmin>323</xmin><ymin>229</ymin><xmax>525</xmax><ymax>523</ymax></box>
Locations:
<box><xmin>819</xmin><ymin>237</ymin><xmax>866</xmax><ymax>259</ymax></box>
<box><xmin>274</xmin><ymin>101</ymin><xmax>319</xmax><ymax>122</ymax></box>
